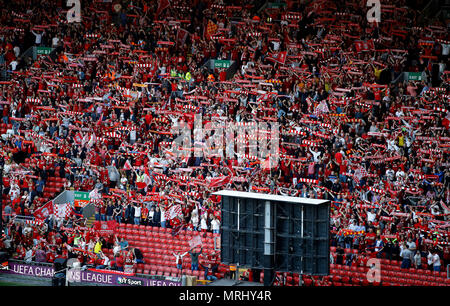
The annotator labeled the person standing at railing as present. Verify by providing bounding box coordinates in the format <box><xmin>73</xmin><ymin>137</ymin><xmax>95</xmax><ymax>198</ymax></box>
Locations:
<box><xmin>413</xmin><ymin>251</ymin><xmax>422</xmax><ymax>269</ymax></box>
<box><xmin>173</xmin><ymin>250</ymin><xmax>188</xmax><ymax>276</ymax></box>
<box><xmin>432</xmin><ymin>250</ymin><xmax>441</xmax><ymax>272</ymax></box>
<box><xmin>400</xmin><ymin>242</ymin><xmax>414</xmax><ymax>269</ymax></box>
<box><xmin>133</xmin><ymin>204</ymin><xmax>141</xmax><ymax>225</ymax></box>
<box><xmin>189</xmin><ymin>246</ymin><xmax>202</xmax><ymax>272</ymax></box>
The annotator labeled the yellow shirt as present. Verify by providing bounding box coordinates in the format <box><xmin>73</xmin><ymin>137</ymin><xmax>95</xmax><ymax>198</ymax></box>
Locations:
<box><xmin>185</xmin><ymin>71</ymin><xmax>191</xmax><ymax>81</ymax></box>
<box><xmin>374</xmin><ymin>68</ymin><xmax>382</xmax><ymax>79</ymax></box>
<box><xmin>94</xmin><ymin>241</ymin><xmax>102</xmax><ymax>254</ymax></box>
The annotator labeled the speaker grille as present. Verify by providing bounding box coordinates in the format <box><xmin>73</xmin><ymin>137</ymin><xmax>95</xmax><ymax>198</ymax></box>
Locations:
<box><xmin>221</xmin><ymin>196</ymin><xmax>330</xmax><ymax>275</ymax></box>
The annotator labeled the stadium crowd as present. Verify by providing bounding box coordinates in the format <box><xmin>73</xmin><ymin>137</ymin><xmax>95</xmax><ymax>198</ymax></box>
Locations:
<box><xmin>0</xmin><ymin>0</ymin><xmax>449</xmax><ymax>282</ymax></box>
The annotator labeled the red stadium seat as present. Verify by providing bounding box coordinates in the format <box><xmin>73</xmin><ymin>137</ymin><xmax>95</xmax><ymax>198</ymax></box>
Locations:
<box><xmin>303</xmin><ymin>278</ymin><xmax>313</xmax><ymax>286</ymax></box>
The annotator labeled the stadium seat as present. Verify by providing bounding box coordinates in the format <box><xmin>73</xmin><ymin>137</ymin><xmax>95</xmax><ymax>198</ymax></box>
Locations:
<box><xmin>303</xmin><ymin>278</ymin><xmax>313</xmax><ymax>286</ymax></box>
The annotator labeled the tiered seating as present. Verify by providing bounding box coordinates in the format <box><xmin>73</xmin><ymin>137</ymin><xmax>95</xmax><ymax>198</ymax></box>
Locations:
<box><xmin>0</xmin><ymin>121</ymin><xmax>12</xmax><ymax>135</ymax></box>
<box><xmin>1</xmin><ymin>160</ymin><xmax>67</xmax><ymax>212</ymax></box>
<box><xmin>42</xmin><ymin>176</ymin><xmax>66</xmax><ymax>202</ymax></box>
<box><xmin>98</xmin><ymin>223</ymin><xmax>450</xmax><ymax>285</ymax></box>
<box><xmin>0</xmin><ymin>123</ymin><xmax>12</xmax><ymax>134</ymax></box>
<box><xmin>110</xmin><ymin>223</ymin><xmax>223</xmax><ymax>279</ymax></box>
<box><xmin>293</xmin><ymin>248</ymin><xmax>450</xmax><ymax>286</ymax></box>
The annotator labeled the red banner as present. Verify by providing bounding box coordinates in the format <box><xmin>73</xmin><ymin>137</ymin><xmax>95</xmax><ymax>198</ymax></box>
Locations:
<box><xmin>267</xmin><ymin>51</ymin><xmax>287</xmax><ymax>65</ymax></box>
<box><xmin>208</xmin><ymin>176</ymin><xmax>231</xmax><ymax>188</ymax></box>
<box><xmin>93</xmin><ymin>220</ymin><xmax>118</xmax><ymax>233</ymax></box>
<box><xmin>33</xmin><ymin>201</ymin><xmax>54</xmax><ymax>220</ymax></box>
<box><xmin>354</xmin><ymin>40</ymin><xmax>375</xmax><ymax>52</ymax></box>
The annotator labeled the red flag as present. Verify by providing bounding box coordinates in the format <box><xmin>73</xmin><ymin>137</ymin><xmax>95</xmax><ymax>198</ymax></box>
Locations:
<box><xmin>176</xmin><ymin>28</ymin><xmax>189</xmax><ymax>46</ymax></box>
<box><xmin>188</xmin><ymin>235</ymin><xmax>203</xmax><ymax>248</ymax></box>
<box><xmin>267</xmin><ymin>51</ymin><xmax>287</xmax><ymax>65</ymax></box>
<box><xmin>143</xmin><ymin>167</ymin><xmax>152</xmax><ymax>186</ymax></box>
<box><xmin>208</xmin><ymin>176</ymin><xmax>231</xmax><ymax>188</ymax></box>
<box><xmin>33</xmin><ymin>200</ymin><xmax>54</xmax><ymax>219</ymax></box>
<box><xmin>96</xmin><ymin>113</ymin><xmax>103</xmax><ymax>126</ymax></box>
<box><xmin>93</xmin><ymin>220</ymin><xmax>118</xmax><ymax>233</ymax></box>
<box><xmin>164</xmin><ymin>204</ymin><xmax>183</xmax><ymax>221</ymax></box>
<box><xmin>205</xmin><ymin>20</ymin><xmax>218</xmax><ymax>40</ymax></box>
<box><xmin>74</xmin><ymin>132</ymin><xmax>83</xmax><ymax>145</ymax></box>
<box><xmin>123</xmin><ymin>159</ymin><xmax>132</xmax><ymax>171</ymax></box>
<box><xmin>354</xmin><ymin>40</ymin><xmax>375</xmax><ymax>52</ymax></box>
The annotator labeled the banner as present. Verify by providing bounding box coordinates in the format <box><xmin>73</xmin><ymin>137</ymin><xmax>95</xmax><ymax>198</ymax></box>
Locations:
<box><xmin>267</xmin><ymin>51</ymin><xmax>287</xmax><ymax>64</ymax></box>
<box><xmin>188</xmin><ymin>235</ymin><xmax>203</xmax><ymax>249</ymax></box>
<box><xmin>33</xmin><ymin>200</ymin><xmax>54</xmax><ymax>219</ymax></box>
<box><xmin>407</xmin><ymin>72</ymin><xmax>423</xmax><ymax>81</ymax></box>
<box><xmin>5</xmin><ymin>262</ymin><xmax>181</xmax><ymax>286</ymax></box>
<box><xmin>176</xmin><ymin>28</ymin><xmax>189</xmax><ymax>46</ymax></box>
<box><xmin>354</xmin><ymin>40</ymin><xmax>375</xmax><ymax>52</ymax></box>
<box><xmin>205</xmin><ymin>20</ymin><xmax>218</xmax><ymax>39</ymax></box>
<box><xmin>208</xmin><ymin>176</ymin><xmax>231</xmax><ymax>188</ymax></box>
<box><xmin>214</xmin><ymin>59</ymin><xmax>232</xmax><ymax>69</ymax></box>
<box><xmin>36</xmin><ymin>46</ymin><xmax>53</xmax><ymax>55</ymax></box>
<box><xmin>74</xmin><ymin>191</ymin><xmax>90</xmax><ymax>208</ymax></box>
<box><xmin>164</xmin><ymin>204</ymin><xmax>183</xmax><ymax>221</ymax></box>
<box><xmin>54</xmin><ymin>203</ymin><xmax>73</xmax><ymax>219</ymax></box>
<box><xmin>93</xmin><ymin>220</ymin><xmax>118</xmax><ymax>233</ymax></box>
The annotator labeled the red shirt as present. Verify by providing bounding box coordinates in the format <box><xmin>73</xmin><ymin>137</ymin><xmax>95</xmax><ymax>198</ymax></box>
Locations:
<box><xmin>46</xmin><ymin>252</ymin><xmax>56</xmax><ymax>263</ymax></box>
<box><xmin>334</xmin><ymin>152</ymin><xmax>343</xmax><ymax>165</ymax></box>
<box><xmin>116</xmin><ymin>256</ymin><xmax>124</xmax><ymax>268</ymax></box>
<box><xmin>443</xmin><ymin>246</ymin><xmax>450</xmax><ymax>260</ymax></box>
<box><xmin>339</xmin><ymin>161</ymin><xmax>347</xmax><ymax>175</ymax></box>
<box><xmin>125</xmin><ymin>253</ymin><xmax>134</xmax><ymax>265</ymax></box>
<box><xmin>365</xmin><ymin>232</ymin><xmax>376</xmax><ymax>245</ymax></box>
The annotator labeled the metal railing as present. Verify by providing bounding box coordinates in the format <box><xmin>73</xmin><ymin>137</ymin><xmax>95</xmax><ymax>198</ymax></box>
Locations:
<box><xmin>448</xmin><ymin>264</ymin><xmax>450</xmax><ymax>279</ymax></box>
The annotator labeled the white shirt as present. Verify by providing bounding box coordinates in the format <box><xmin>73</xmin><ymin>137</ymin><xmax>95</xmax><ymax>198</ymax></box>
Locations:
<box><xmin>433</xmin><ymin>254</ymin><xmax>441</xmax><ymax>267</ymax></box>
<box><xmin>348</xmin><ymin>223</ymin><xmax>358</xmax><ymax>232</ymax></box>
<box><xmin>272</xmin><ymin>41</ymin><xmax>280</xmax><ymax>51</ymax></box>
<box><xmin>407</xmin><ymin>241</ymin><xmax>416</xmax><ymax>251</ymax></box>
<box><xmin>367</xmin><ymin>211</ymin><xmax>376</xmax><ymax>222</ymax></box>
<box><xmin>78</xmin><ymin>240</ymin><xmax>86</xmax><ymax>250</ymax></box>
<box><xmin>134</xmin><ymin>206</ymin><xmax>141</xmax><ymax>218</ymax></box>
<box><xmin>191</xmin><ymin>214</ymin><xmax>199</xmax><ymax>226</ymax></box>
<box><xmin>211</xmin><ymin>219</ymin><xmax>220</xmax><ymax>231</ymax></box>
<box><xmin>52</xmin><ymin>37</ymin><xmax>60</xmax><ymax>47</ymax></box>
<box><xmin>32</xmin><ymin>31</ymin><xmax>43</xmax><ymax>44</ymax></box>
<box><xmin>200</xmin><ymin>217</ymin><xmax>208</xmax><ymax>230</ymax></box>
<box><xmin>427</xmin><ymin>252</ymin><xmax>433</xmax><ymax>265</ymax></box>
<box><xmin>25</xmin><ymin>249</ymin><xmax>34</xmax><ymax>263</ymax></box>
<box><xmin>10</xmin><ymin>60</ymin><xmax>18</xmax><ymax>71</ymax></box>
<box><xmin>173</xmin><ymin>252</ymin><xmax>188</xmax><ymax>264</ymax></box>
<box><xmin>13</xmin><ymin>46</ymin><xmax>20</xmax><ymax>57</ymax></box>
<box><xmin>309</xmin><ymin>148</ymin><xmax>321</xmax><ymax>162</ymax></box>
